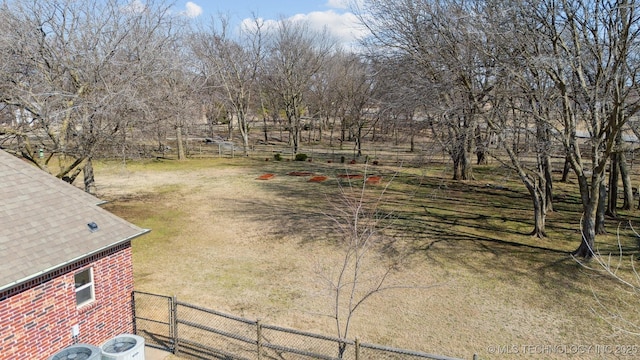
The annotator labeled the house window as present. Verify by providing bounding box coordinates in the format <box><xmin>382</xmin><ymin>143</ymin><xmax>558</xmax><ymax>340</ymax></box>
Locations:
<box><xmin>74</xmin><ymin>268</ymin><xmax>95</xmax><ymax>307</ymax></box>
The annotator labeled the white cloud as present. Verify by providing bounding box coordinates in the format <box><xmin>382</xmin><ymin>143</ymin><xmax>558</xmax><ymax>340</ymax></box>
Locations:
<box><xmin>290</xmin><ymin>10</ymin><xmax>367</xmax><ymax>48</ymax></box>
<box><xmin>239</xmin><ymin>8</ymin><xmax>367</xmax><ymax>50</ymax></box>
<box><xmin>240</xmin><ymin>17</ymin><xmax>280</xmax><ymax>34</ymax></box>
<box><xmin>183</xmin><ymin>2</ymin><xmax>203</xmax><ymax>18</ymax></box>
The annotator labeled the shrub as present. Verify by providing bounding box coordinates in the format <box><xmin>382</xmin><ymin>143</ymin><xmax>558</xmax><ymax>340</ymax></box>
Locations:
<box><xmin>274</xmin><ymin>153</ymin><xmax>282</xmax><ymax>161</ymax></box>
<box><xmin>295</xmin><ymin>153</ymin><xmax>308</xmax><ymax>161</ymax></box>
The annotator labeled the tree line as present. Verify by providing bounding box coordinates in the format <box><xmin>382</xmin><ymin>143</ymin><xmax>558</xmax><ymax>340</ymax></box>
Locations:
<box><xmin>0</xmin><ymin>0</ymin><xmax>639</xmax><ymax>258</ymax></box>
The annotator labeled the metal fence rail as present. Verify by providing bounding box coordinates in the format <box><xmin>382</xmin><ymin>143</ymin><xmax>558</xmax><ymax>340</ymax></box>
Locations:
<box><xmin>132</xmin><ymin>291</ymin><xmax>466</xmax><ymax>360</ymax></box>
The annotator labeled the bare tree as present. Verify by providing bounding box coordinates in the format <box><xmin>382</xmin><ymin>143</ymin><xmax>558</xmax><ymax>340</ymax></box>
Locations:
<box><xmin>314</xmin><ymin>172</ymin><xmax>428</xmax><ymax>358</ymax></box>
<box><xmin>485</xmin><ymin>98</ymin><xmax>552</xmax><ymax>238</ymax></box>
<box><xmin>358</xmin><ymin>0</ymin><xmax>496</xmax><ymax>180</ymax></box>
<box><xmin>150</xmin><ymin>42</ymin><xmax>201</xmax><ymax>161</ymax></box>
<box><xmin>517</xmin><ymin>0</ymin><xmax>640</xmax><ymax>257</ymax></box>
<box><xmin>191</xmin><ymin>16</ymin><xmax>265</xmax><ymax>156</ymax></box>
<box><xmin>370</xmin><ymin>55</ymin><xmax>431</xmax><ymax>153</ymax></box>
<box><xmin>331</xmin><ymin>52</ymin><xmax>377</xmax><ymax>158</ymax></box>
<box><xmin>476</xmin><ymin>4</ymin><xmax>558</xmax><ymax>238</ymax></box>
<box><xmin>359</xmin><ymin>0</ymin><xmax>640</xmax><ymax>250</ymax></box>
<box><xmin>262</xmin><ymin>18</ymin><xmax>335</xmax><ymax>154</ymax></box>
<box><xmin>0</xmin><ymin>0</ymin><xmax>179</xmax><ymax>186</ymax></box>
<box><xmin>306</xmin><ymin>51</ymin><xmax>346</xmax><ymax>146</ymax></box>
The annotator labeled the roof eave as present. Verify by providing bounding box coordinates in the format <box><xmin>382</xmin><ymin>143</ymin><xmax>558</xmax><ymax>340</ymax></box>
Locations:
<box><xmin>0</xmin><ymin>228</ymin><xmax>151</xmax><ymax>294</ymax></box>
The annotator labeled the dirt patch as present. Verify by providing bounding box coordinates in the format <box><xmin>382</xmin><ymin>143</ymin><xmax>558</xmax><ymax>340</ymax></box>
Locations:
<box><xmin>366</xmin><ymin>176</ymin><xmax>382</xmax><ymax>185</ymax></box>
<box><xmin>308</xmin><ymin>175</ymin><xmax>328</xmax><ymax>182</ymax></box>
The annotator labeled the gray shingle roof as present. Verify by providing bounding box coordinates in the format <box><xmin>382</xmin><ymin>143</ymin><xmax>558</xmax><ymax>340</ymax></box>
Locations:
<box><xmin>0</xmin><ymin>150</ymin><xmax>149</xmax><ymax>291</ymax></box>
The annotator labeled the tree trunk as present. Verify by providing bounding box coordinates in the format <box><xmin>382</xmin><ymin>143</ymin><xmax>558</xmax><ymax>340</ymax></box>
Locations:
<box><xmin>356</xmin><ymin>126</ymin><xmax>363</xmax><ymax>157</ymax></box>
<box><xmin>293</xmin><ymin>122</ymin><xmax>300</xmax><ymax>154</ymax></box>
<box><xmin>176</xmin><ymin>125</ymin><xmax>185</xmax><ymax>160</ymax></box>
<box><xmin>227</xmin><ymin>116</ymin><xmax>233</xmax><ymax>140</ymax></box>
<box><xmin>561</xmin><ymin>156</ymin><xmax>571</xmax><ymax>182</ymax></box>
<box><xmin>263</xmin><ymin>116</ymin><xmax>268</xmax><ymax>143</ymax></box>
<box><xmin>238</xmin><ymin>112</ymin><xmax>250</xmax><ymax>156</ymax></box>
<box><xmin>460</xmin><ymin>148</ymin><xmax>472</xmax><ymax>180</ymax></box>
<box><xmin>452</xmin><ymin>135</ymin><xmax>472</xmax><ymax>180</ymax></box>
<box><xmin>596</xmin><ymin>182</ymin><xmax>607</xmax><ymax>234</ymax></box>
<box><xmin>572</xmin><ymin>168</ymin><xmax>606</xmax><ymax>259</ymax></box>
<box><xmin>476</xmin><ymin>150</ymin><xmax>487</xmax><ymax>165</ymax></box>
<box><xmin>452</xmin><ymin>155</ymin><xmax>461</xmax><ymax>181</ymax></box>
<box><xmin>620</xmin><ymin>151</ymin><xmax>634</xmax><ymax>210</ymax></box>
<box><xmin>573</xmin><ymin>203</ymin><xmax>597</xmax><ymax>258</ymax></box>
<box><xmin>241</xmin><ymin>130</ymin><xmax>249</xmax><ymax>156</ymax></box>
<box><xmin>329</xmin><ymin>117</ymin><xmax>335</xmax><ymax>147</ymax></box>
<box><xmin>542</xmin><ymin>154</ymin><xmax>554</xmax><ymax>212</ymax></box>
<box><xmin>526</xmin><ymin>181</ymin><xmax>547</xmax><ymax>238</ymax></box>
<box><xmin>607</xmin><ymin>153</ymin><xmax>619</xmax><ymax>217</ymax></box>
<box><xmin>462</xmin><ymin>125</ymin><xmax>475</xmax><ymax>180</ymax></box>
<box><xmin>475</xmin><ymin>125</ymin><xmax>487</xmax><ymax>165</ymax></box>
<box><xmin>83</xmin><ymin>157</ymin><xmax>95</xmax><ymax>194</ymax></box>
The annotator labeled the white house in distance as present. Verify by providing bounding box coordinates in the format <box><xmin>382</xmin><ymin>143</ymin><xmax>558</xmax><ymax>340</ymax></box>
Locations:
<box><xmin>0</xmin><ymin>149</ymin><xmax>149</xmax><ymax>359</ymax></box>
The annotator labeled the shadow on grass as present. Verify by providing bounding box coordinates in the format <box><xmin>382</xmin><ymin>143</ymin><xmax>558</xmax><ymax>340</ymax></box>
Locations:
<box><xmin>243</xmin><ymin>160</ymin><xmax>640</xmax><ymax>296</ymax></box>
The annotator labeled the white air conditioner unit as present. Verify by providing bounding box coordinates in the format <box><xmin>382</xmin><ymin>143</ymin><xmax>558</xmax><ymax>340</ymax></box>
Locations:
<box><xmin>100</xmin><ymin>334</ymin><xmax>145</xmax><ymax>360</ymax></box>
<box><xmin>48</xmin><ymin>343</ymin><xmax>101</xmax><ymax>360</ymax></box>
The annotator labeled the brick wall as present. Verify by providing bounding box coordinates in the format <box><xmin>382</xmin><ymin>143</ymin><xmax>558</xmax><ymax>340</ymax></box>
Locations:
<box><xmin>0</xmin><ymin>242</ymin><xmax>134</xmax><ymax>359</ymax></box>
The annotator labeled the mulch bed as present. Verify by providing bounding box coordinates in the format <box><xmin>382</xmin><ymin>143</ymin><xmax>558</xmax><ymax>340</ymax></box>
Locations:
<box><xmin>308</xmin><ymin>176</ymin><xmax>328</xmax><ymax>182</ymax></box>
<box><xmin>366</xmin><ymin>176</ymin><xmax>382</xmax><ymax>185</ymax></box>
<box><xmin>257</xmin><ymin>173</ymin><xmax>275</xmax><ymax>180</ymax></box>
<box><xmin>337</xmin><ymin>174</ymin><xmax>363</xmax><ymax>179</ymax></box>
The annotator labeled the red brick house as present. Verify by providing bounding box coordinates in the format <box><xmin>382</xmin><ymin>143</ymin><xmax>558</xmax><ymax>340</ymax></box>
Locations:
<box><xmin>0</xmin><ymin>150</ymin><xmax>149</xmax><ymax>359</ymax></box>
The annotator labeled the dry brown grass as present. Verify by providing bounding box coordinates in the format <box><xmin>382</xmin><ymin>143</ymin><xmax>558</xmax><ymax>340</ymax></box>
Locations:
<box><xmin>93</xmin><ymin>157</ymin><xmax>640</xmax><ymax>360</ymax></box>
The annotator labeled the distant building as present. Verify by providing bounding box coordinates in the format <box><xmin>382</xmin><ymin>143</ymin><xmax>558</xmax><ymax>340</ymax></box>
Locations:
<box><xmin>0</xmin><ymin>150</ymin><xmax>149</xmax><ymax>359</ymax></box>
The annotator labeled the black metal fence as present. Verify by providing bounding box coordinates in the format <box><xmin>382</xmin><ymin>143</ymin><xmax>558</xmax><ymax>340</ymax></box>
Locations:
<box><xmin>132</xmin><ymin>291</ymin><xmax>465</xmax><ymax>360</ymax></box>
<box><xmin>169</xmin><ymin>134</ymin><xmax>449</xmax><ymax>167</ymax></box>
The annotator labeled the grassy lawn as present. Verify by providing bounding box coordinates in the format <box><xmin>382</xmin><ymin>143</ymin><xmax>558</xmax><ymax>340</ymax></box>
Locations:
<box><xmin>94</xmin><ymin>156</ymin><xmax>640</xmax><ymax>359</ymax></box>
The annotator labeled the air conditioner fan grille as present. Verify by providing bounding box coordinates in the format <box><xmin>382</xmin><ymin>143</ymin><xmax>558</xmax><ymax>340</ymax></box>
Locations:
<box><xmin>102</xmin><ymin>338</ymin><xmax>137</xmax><ymax>353</ymax></box>
<box><xmin>52</xmin><ymin>348</ymin><xmax>95</xmax><ymax>360</ymax></box>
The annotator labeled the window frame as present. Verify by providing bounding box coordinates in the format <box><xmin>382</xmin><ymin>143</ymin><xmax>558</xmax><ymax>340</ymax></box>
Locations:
<box><xmin>74</xmin><ymin>267</ymin><xmax>95</xmax><ymax>308</ymax></box>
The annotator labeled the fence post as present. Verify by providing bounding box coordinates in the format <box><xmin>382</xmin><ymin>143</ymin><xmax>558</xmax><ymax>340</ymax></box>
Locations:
<box><xmin>355</xmin><ymin>338</ymin><xmax>360</xmax><ymax>360</ymax></box>
<box><xmin>256</xmin><ymin>319</ymin><xmax>262</xmax><ymax>360</ymax></box>
<box><xmin>172</xmin><ymin>295</ymin><xmax>179</xmax><ymax>356</ymax></box>
<box><xmin>130</xmin><ymin>292</ymin><xmax>137</xmax><ymax>335</ymax></box>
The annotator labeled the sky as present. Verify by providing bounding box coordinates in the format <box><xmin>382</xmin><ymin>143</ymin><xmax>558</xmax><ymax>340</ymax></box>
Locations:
<box><xmin>172</xmin><ymin>0</ymin><xmax>368</xmax><ymax>46</ymax></box>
